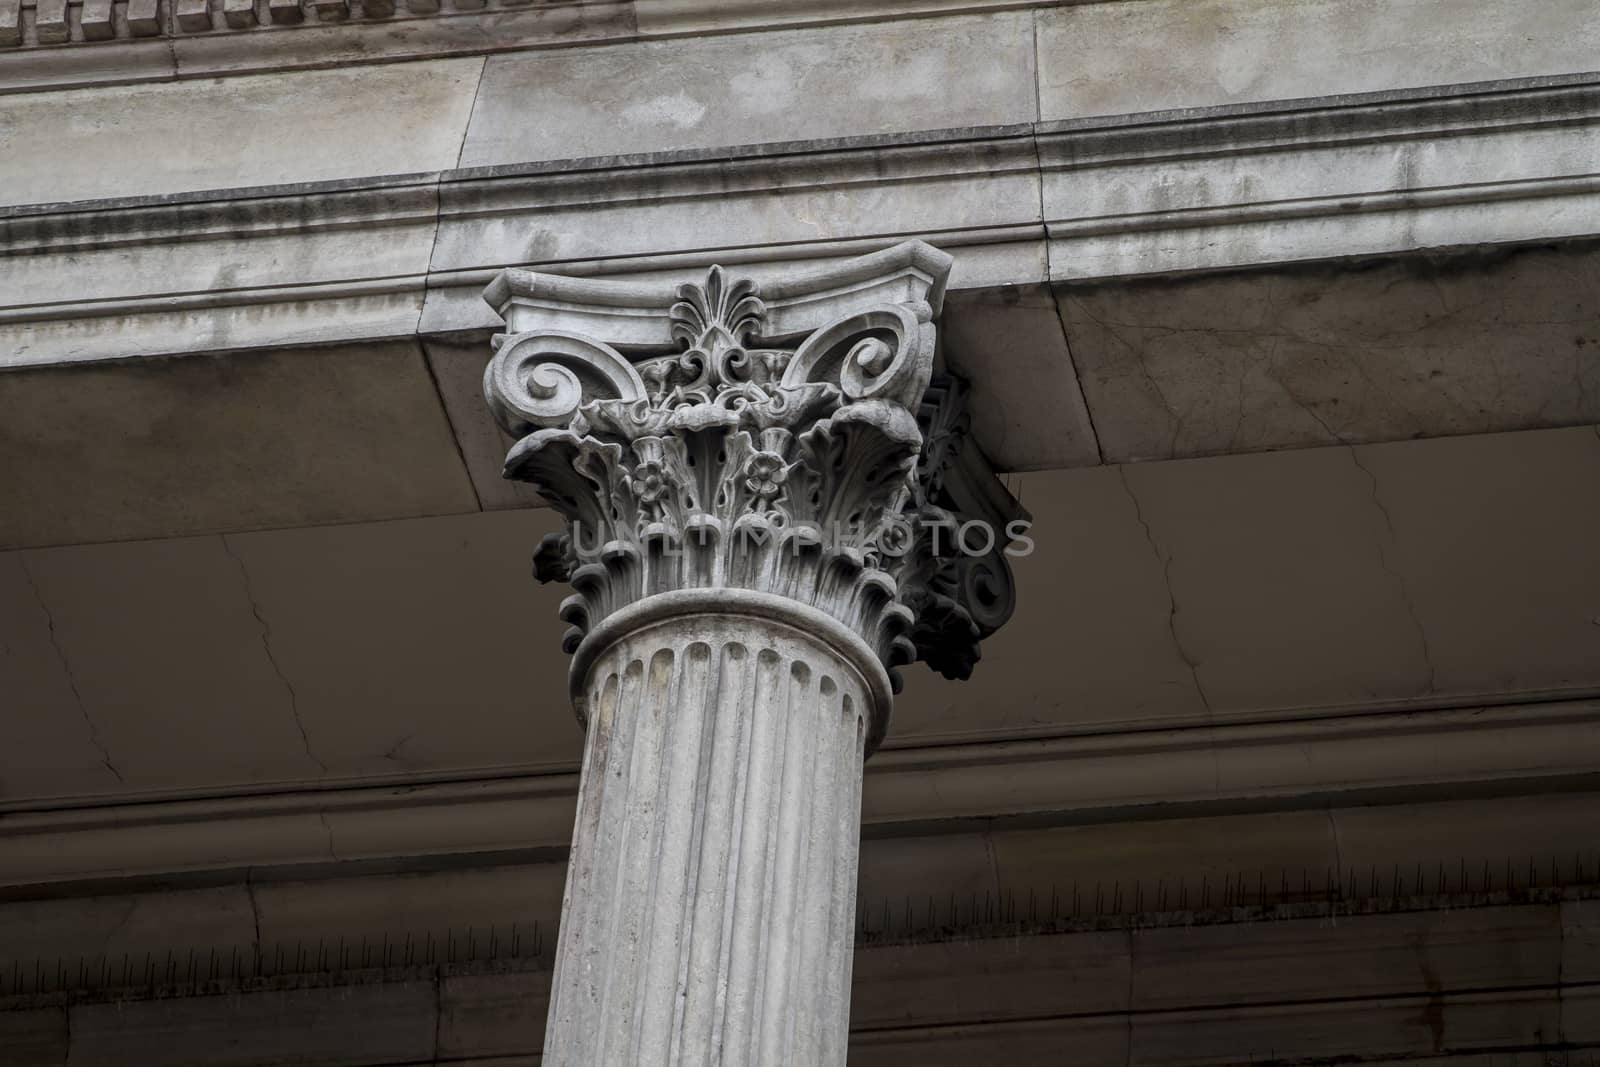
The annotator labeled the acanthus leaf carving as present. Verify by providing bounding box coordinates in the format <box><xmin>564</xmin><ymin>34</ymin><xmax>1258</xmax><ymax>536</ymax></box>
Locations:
<box><xmin>483</xmin><ymin>243</ymin><xmax>1025</xmax><ymax>701</ymax></box>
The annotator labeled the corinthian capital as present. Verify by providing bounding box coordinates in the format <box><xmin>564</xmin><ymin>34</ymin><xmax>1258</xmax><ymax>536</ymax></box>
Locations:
<box><xmin>481</xmin><ymin>242</ymin><xmax>1024</xmax><ymax>744</ymax></box>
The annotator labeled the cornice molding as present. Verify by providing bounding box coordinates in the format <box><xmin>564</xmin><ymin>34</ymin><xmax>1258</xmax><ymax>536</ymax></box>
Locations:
<box><xmin>0</xmin><ymin>0</ymin><xmax>1064</xmax><ymax>93</ymax></box>
<box><xmin>4</xmin><ymin>697</ymin><xmax>1599</xmax><ymax>890</ymax></box>
<box><xmin>3</xmin><ymin>75</ymin><xmax>1597</xmax><ymax>368</ymax></box>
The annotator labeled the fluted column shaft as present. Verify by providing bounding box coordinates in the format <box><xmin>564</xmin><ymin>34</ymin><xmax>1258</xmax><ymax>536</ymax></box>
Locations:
<box><xmin>543</xmin><ymin>590</ymin><xmax>884</xmax><ymax>1066</ymax></box>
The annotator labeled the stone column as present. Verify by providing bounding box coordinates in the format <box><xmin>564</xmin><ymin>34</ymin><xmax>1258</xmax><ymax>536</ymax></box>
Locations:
<box><xmin>481</xmin><ymin>241</ymin><xmax>1022</xmax><ymax>1066</ymax></box>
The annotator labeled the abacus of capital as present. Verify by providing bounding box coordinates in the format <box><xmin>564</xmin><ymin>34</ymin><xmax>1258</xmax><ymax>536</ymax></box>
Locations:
<box><xmin>480</xmin><ymin>241</ymin><xmax>1025</xmax><ymax>1065</ymax></box>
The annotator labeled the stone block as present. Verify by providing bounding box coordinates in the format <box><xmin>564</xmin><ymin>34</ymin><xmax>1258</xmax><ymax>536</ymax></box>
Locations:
<box><xmin>456</xmin><ymin>12</ymin><xmax>1036</xmax><ymax>167</ymax></box>
<box><xmin>79</xmin><ymin>0</ymin><xmax>115</xmax><ymax>38</ymax></box>
<box><xmin>221</xmin><ymin>0</ymin><xmax>256</xmax><ymax>26</ymax></box>
<box><xmin>0</xmin><ymin>0</ymin><xmax>21</xmax><ymax>46</ymax></box>
<box><xmin>176</xmin><ymin>0</ymin><xmax>214</xmax><ymax>31</ymax></box>
<box><xmin>0</xmin><ymin>341</ymin><xmax>476</xmax><ymax>550</ymax></box>
<box><xmin>1059</xmin><ymin>249</ymin><xmax>1600</xmax><ymax>462</ymax></box>
<box><xmin>940</xmin><ymin>285</ymin><xmax>1100</xmax><ymax>472</ymax></box>
<box><xmin>0</xmin><ymin>59</ymin><xmax>481</xmax><ymax>207</ymax></box>
<box><xmin>1115</xmin><ymin>447</ymin><xmax>1435</xmax><ymax>712</ymax></box>
<box><xmin>1037</xmin><ymin>0</ymin><xmax>1600</xmax><ymax>119</ymax></box>
<box><xmin>124</xmin><ymin>0</ymin><xmax>160</xmax><ymax>34</ymax></box>
<box><xmin>33</xmin><ymin>0</ymin><xmax>70</xmax><ymax>43</ymax></box>
<box><xmin>219</xmin><ymin>509</ymin><xmax>575</xmax><ymax>778</ymax></box>
<box><xmin>1349</xmin><ymin>423</ymin><xmax>1600</xmax><ymax>699</ymax></box>
<box><xmin>892</xmin><ymin>464</ymin><xmax>1210</xmax><ymax>742</ymax></box>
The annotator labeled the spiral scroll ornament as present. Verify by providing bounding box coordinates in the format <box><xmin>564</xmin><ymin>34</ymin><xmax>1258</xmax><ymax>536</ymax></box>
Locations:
<box><xmin>484</xmin><ymin>257</ymin><xmax>1025</xmax><ymax>717</ymax></box>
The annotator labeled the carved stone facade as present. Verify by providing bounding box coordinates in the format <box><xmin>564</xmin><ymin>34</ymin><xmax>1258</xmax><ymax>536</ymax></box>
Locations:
<box><xmin>483</xmin><ymin>241</ymin><xmax>1024</xmax><ymax>737</ymax></box>
<box><xmin>480</xmin><ymin>242</ymin><xmax>1024</xmax><ymax>1063</ymax></box>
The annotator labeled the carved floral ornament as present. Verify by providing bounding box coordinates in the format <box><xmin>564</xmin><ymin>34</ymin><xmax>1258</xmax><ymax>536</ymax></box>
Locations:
<box><xmin>481</xmin><ymin>241</ymin><xmax>1027</xmax><ymax>698</ymax></box>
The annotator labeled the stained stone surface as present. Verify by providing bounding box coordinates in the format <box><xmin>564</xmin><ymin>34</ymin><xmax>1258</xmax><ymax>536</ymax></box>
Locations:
<box><xmin>0</xmin><ymin>341</ymin><xmax>478</xmax><ymax>550</ymax></box>
<box><xmin>545</xmin><ymin>607</ymin><xmax>871</xmax><ymax>1066</ymax></box>
<box><xmin>1036</xmin><ymin>0</ymin><xmax>1600</xmax><ymax>119</ymax></box>
<box><xmin>456</xmin><ymin>12</ymin><xmax>1037</xmax><ymax>168</ymax></box>
<box><xmin>1061</xmin><ymin>245</ymin><xmax>1600</xmax><ymax>463</ymax></box>
<box><xmin>0</xmin><ymin>58</ymin><xmax>483</xmax><ymax>207</ymax></box>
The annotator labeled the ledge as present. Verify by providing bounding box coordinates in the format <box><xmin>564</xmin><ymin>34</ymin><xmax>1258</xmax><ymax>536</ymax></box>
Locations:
<box><xmin>4</xmin><ymin>696</ymin><xmax>1598</xmax><ymax>890</ymax></box>
<box><xmin>3</xmin><ymin>74</ymin><xmax>1596</xmax><ymax>369</ymax></box>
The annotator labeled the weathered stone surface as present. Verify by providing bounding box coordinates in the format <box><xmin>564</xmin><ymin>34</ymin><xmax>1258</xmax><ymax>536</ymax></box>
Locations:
<box><xmin>1062</xmin><ymin>247</ymin><xmax>1600</xmax><ymax>462</ymax></box>
<box><xmin>3</xmin><ymin>183</ymin><xmax>441</xmax><ymax>368</ymax></box>
<box><xmin>4</xmin><ymin>537</ymin><xmax>342</xmax><ymax>796</ymax></box>
<box><xmin>1115</xmin><ymin>445</ymin><xmax>1436</xmax><ymax>713</ymax></box>
<box><xmin>1037</xmin><ymin>0</ymin><xmax>1600</xmax><ymax>119</ymax></box>
<box><xmin>0</xmin><ymin>342</ymin><xmax>477</xmax><ymax>550</ymax></box>
<box><xmin>940</xmin><ymin>285</ymin><xmax>1100</xmax><ymax>471</ymax></box>
<box><xmin>1352</xmin><ymin>425</ymin><xmax>1600</xmax><ymax>699</ymax></box>
<box><xmin>420</xmin><ymin>336</ymin><xmax>546</xmax><ymax>511</ymax></box>
<box><xmin>456</xmin><ymin>13</ymin><xmax>1037</xmax><ymax>168</ymax></box>
<box><xmin>219</xmin><ymin>510</ymin><xmax>571</xmax><ymax>778</ymax></box>
<box><xmin>0</xmin><ymin>59</ymin><xmax>482</xmax><ymax>207</ymax></box>
<box><xmin>544</xmin><ymin>606</ymin><xmax>874</xmax><ymax>1065</ymax></box>
<box><xmin>423</xmin><ymin>134</ymin><xmax>1043</xmax><ymax>335</ymax></box>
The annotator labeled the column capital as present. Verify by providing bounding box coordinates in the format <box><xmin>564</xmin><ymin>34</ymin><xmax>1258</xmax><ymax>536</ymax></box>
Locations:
<box><xmin>481</xmin><ymin>242</ymin><xmax>1025</xmax><ymax>749</ymax></box>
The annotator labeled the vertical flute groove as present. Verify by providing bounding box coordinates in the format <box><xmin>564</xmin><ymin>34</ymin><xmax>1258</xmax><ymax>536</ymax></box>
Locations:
<box><xmin>544</xmin><ymin>622</ymin><xmax>869</xmax><ymax>1067</ymax></box>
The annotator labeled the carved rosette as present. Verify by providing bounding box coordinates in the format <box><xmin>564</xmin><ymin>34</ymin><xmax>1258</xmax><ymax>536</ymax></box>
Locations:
<box><xmin>482</xmin><ymin>242</ymin><xmax>1025</xmax><ymax>723</ymax></box>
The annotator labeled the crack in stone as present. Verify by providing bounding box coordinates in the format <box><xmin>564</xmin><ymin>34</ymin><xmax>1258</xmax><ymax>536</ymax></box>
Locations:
<box><xmin>19</xmin><ymin>558</ymin><xmax>124</xmax><ymax>784</ymax></box>
<box><xmin>1072</xmin><ymin>297</ymin><xmax>1185</xmax><ymax>458</ymax></box>
<box><xmin>245</xmin><ymin>875</ymin><xmax>264</xmax><ymax>957</ymax></box>
<box><xmin>1116</xmin><ymin>467</ymin><xmax>1215</xmax><ymax>726</ymax></box>
<box><xmin>220</xmin><ymin>535</ymin><xmax>328</xmax><ymax>775</ymax></box>
<box><xmin>316</xmin><ymin>810</ymin><xmax>340</xmax><ymax>862</ymax></box>
<box><xmin>1347</xmin><ymin>447</ymin><xmax>1437</xmax><ymax>695</ymax></box>
<box><xmin>1264</xmin><ymin>340</ymin><xmax>1348</xmax><ymax>445</ymax></box>
<box><xmin>381</xmin><ymin>731</ymin><xmax>417</xmax><ymax>763</ymax></box>
<box><xmin>1048</xmin><ymin>286</ymin><xmax>1107</xmax><ymax>465</ymax></box>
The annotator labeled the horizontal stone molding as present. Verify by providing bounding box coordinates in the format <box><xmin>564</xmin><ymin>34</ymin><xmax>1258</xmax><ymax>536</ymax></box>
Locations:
<box><xmin>2</xmin><ymin>895</ymin><xmax>1598</xmax><ymax>1065</ymax></box>
<box><xmin>0</xmin><ymin>0</ymin><xmax>1043</xmax><ymax>83</ymax></box>
<box><xmin>3</xmin><ymin>73</ymin><xmax>1597</xmax><ymax>369</ymax></box>
<box><xmin>4</xmin><ymin>696</ymin><xmax>1599</xmax><ymax>890</ymax></box>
